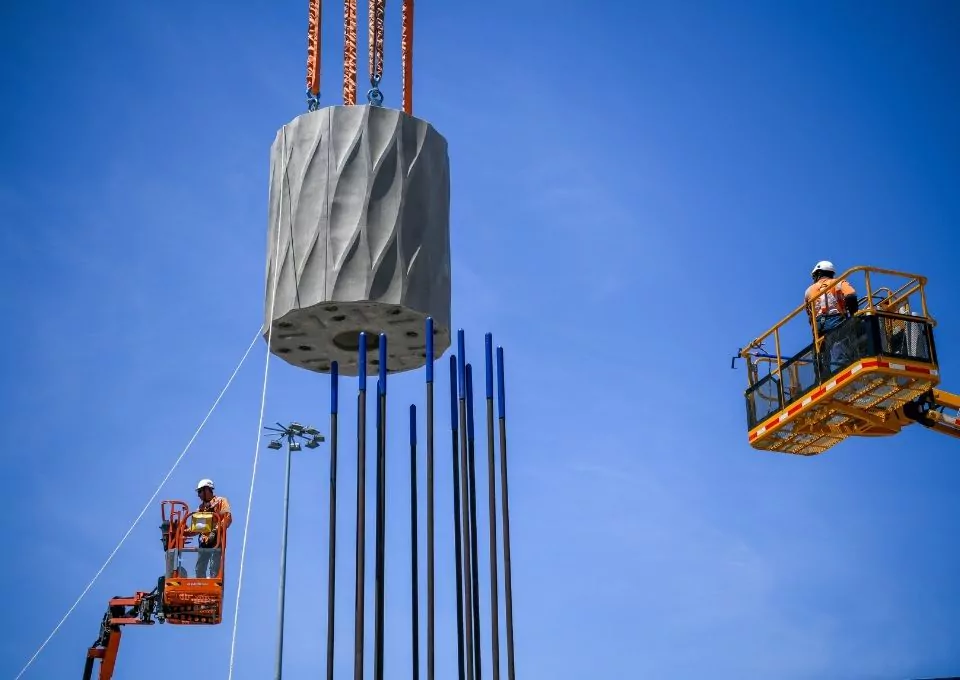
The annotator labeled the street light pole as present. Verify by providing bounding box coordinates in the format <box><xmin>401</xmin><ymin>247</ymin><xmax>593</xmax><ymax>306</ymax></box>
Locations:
<box><xmin>275</xmin><ymin>434</ymin><xmax>293</xmax><ymax>680</ymax></box>
<box><xmin>264</xmin><ymin>422</ymin><xmax>325</xmax><ymax>680</ymax></box>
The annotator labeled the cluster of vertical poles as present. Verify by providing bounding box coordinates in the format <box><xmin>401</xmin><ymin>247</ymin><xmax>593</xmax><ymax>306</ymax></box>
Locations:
<box><xmin>316</xmin><ymin>318</ymin><xmax>515</xmax><ymax>679</ymax></box>
<box><xmin>306</xmin><ymin>0</ymin><xmax>415</xmax><ymax>113</ymax></box>
<box><xmin>447</xmin><ymin>329</ymin><xmax>517</xmax><ymax>680</ymax></box>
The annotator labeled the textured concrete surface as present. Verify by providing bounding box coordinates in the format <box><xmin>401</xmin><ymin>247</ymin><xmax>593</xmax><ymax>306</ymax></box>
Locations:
<box><xmin>263</xmin><ymin>105</ymin><xmax>451</xmax><ymax>375</ymax></box>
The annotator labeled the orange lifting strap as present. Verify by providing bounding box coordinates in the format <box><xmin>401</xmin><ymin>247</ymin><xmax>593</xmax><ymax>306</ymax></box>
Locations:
<box><xmin>401</xmin><ymin>0</ymin><xmax>413</xmax><ymax>114</ymax></box>
<box><xmin>334</xmin><ymin>0</ymin><xmax>415</xmax><ymax>110</ymax></box>
<box><xmin>368</xmin><ymin>0</ymin><xmax>385</xmax><ymax>84</ymax></box>
<box><xmin>344</xmin><ymin>0</ymin><xmax>358</xmax><ymax>104</ymax></box>
<box><xmin>307</xmin><ymin>0</ymin><xmax>322</xmax><ymax>104</ymax></box>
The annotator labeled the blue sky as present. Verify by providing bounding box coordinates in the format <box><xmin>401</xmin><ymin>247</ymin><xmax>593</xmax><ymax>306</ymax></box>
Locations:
<box><xmin>3</xmin><ymin>1</ymin><xmax>960</xmax><ymax>678</ymax></box>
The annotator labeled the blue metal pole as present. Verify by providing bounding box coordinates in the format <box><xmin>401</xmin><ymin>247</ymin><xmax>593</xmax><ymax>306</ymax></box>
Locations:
<box><xmin>373</xmin><ymin>334</ymin><xmax>388</xmax><ymax>680</ymax></box>
<box><xmin>457</xmin><ymin>330</ymin><xmax>467</xmax><ymax>398</ymax></box>
<box><xmin>483</xmin><ymin>334</ymin><xmax>501</xmax><ymax>680</ymax></box>
<box><xmin>410</xmin><ymin>403</ymin><xmax>420</xmax><ymax>680</ymax></box>
<box><xmin>465</xmin><ymin>364</ymin><xmax>483</xmax><ymax>680</ymax></box>
<box><xmin>327</xmin><ymin>361</ymin><xmax>339</xmax><ymax>680</ymax></box>
<box><xmin>449</xmin><ymin>354</ymin><xmax>466</xmax><ymax>680</ymax></box>
<box><xmin>354</xmin><ymin>334</ymin><xmax>368</xmax><ymax>680</ymax></box>
<box><xmin>425</xmin><ymin>318</ymin><xmax>436</xmax><ymax>680</ymax></box>
<box><xmin>456</xmin><ymin>330</ymin><xmax>475</xmax><ymax>680</ymax></box>
<box><xmin>495</xmin><ymin>347</ymin><xmax>515</xmax><ymax>680</ymax></box>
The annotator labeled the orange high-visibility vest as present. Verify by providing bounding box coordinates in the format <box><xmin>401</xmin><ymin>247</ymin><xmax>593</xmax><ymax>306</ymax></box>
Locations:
<box><xmin>804</xmin><ymin>277</ymin><xmax>855</xmax><ymax>317</ymax></box>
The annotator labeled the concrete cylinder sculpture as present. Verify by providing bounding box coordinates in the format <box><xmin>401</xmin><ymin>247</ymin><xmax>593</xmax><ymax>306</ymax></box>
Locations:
<box><xmin>263</xmin><ymin>104</ymin><xmax>451</xmax><ymax>375</ymax></box>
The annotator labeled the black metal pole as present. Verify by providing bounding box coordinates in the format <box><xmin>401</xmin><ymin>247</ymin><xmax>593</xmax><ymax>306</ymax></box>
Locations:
<box><xmin>496</xmin><ymin>347</ymin><xmax>516</xmax><ymax>680</ymax></box>
<box><xmin>410</xmin><ymin>404</ymin><xmax>420</xmax><ymax>680</ymax></box>
<box><xmin>448</xmin><ymin>354</ymin><xmax>467</xmax><ymax>680</ymax></box>
<box><xmin>426</xmin><ymin>318</ymin><xmax>436</xmax><ymax>680</ymax></box>
<box><xmin>354</xmin><ymin>335</ymin><xmax>368</xmax><ymax>680</ymax></box>
<box><xmin>483</xmin><ymin>335</ymin><xmax>501</xmax><ymax>680</ymax></box>
<box><xmin>465</xmin><ymin>365</ymin><xmax>483</xmax><ymax>680</ymax></box>
<box><xmin>456</xmin><ymin>330</ymin><xmax>475</xmax><ymax>680</ymax></box>
<box><xmin>327</xmin><ymin>362</ymin><xmax>340</xmax><ymax>680</ymax></box>
<box><xmin>373</xmin><ymin>335</ymin><xmax>388</xmax><ymax>680</ymax></box>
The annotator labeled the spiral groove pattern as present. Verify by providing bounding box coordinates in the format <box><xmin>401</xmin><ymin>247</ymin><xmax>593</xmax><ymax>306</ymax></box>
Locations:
<box><xmin>263</xmin><ymin>105</ymin><xmax>451</xmax><ymax>376</ymax></box>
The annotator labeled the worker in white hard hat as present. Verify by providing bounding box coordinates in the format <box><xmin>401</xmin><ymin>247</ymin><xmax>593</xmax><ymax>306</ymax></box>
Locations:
<box><xmin>804</xmin><ymin>260</ymin><xmax>859</xmax><ymax>373</ymax></box>
<box><xmin>194</xmin><ymin>478</ymin><xmax>232</xmax><ymax>579</ymax></box>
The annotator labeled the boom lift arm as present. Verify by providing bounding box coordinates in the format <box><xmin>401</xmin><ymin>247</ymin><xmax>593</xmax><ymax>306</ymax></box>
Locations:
<box><xmin>82</xmin><ymin>585</ymin><xmax>163</xmax><ymax>680</ymax></box>
<box><xmin>900</xmin><ymin>389</ymin><xmax>960</xmax><ymax>440</ymax></box>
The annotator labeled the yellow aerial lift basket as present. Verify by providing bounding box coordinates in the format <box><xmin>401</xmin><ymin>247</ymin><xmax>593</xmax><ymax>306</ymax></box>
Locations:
<box><xmin>737</xmin><ymin>266</ymin><xmax>959</xmax><ymax>456</ymax></box>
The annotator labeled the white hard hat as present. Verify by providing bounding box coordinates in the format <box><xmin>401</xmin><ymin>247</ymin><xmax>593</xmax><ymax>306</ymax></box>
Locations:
<box><xmin>196</xmin><ymin>478</ymin><xmax>215</xmax><ymax>491</ymax></box>
<box><xmin>811</xmin><ymin>260</ymin><xmax>835</xmax><ymax>277</ymax></box>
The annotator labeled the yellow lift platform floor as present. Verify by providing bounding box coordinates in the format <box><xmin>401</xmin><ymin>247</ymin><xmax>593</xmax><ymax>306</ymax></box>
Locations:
<box><xmin>748</xmin><ymin>357</ymin><xmax>939</xmax><ymax>455</ymax></box>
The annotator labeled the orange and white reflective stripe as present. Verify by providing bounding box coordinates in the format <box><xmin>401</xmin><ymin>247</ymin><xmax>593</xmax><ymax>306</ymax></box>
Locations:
<box><xmin>748</xmin><ymin>359</ymin><xmax>940</xmax><ymax>442</ymax></box>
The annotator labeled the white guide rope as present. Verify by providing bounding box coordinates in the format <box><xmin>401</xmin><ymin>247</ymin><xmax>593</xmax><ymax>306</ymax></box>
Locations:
<box><xmin>227</xmin><ymin>125</ymin><xmax>289</xmax><ymax>679</ymax></box>
<box><xmin>13</xmin><ymin>327</ymin><xmax>264</xmax><ymax>680</ymax></box>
